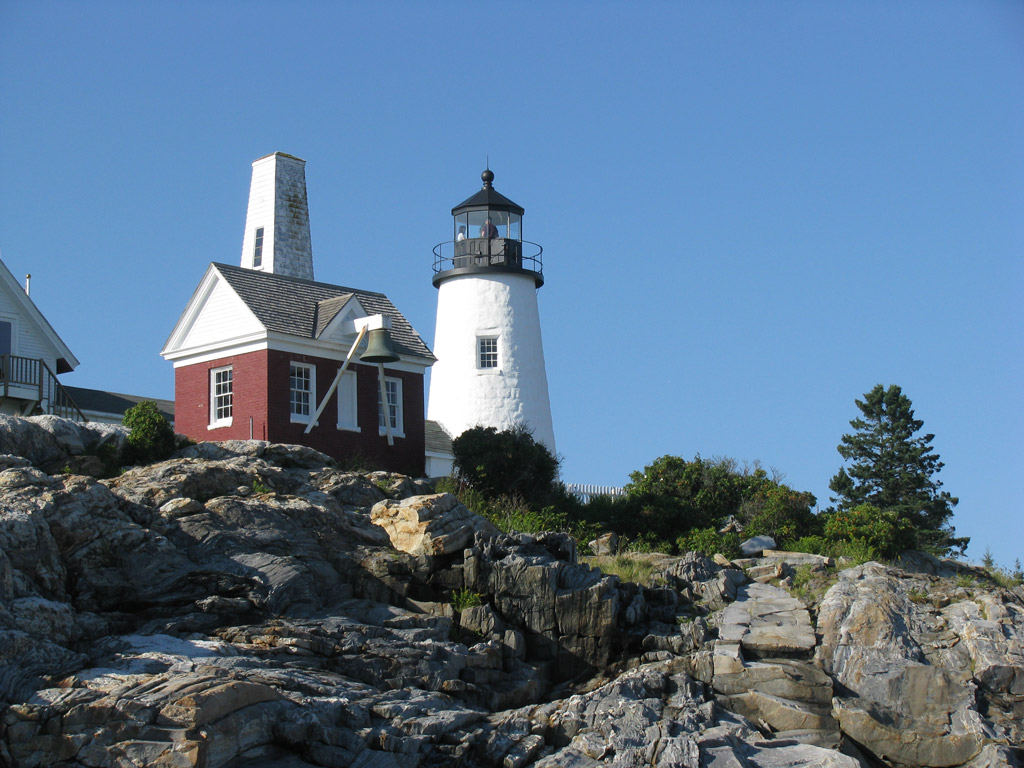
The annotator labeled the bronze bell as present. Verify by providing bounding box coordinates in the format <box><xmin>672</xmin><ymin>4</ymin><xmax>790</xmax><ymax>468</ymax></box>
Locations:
<box><xmin>360</xmin><ymin>328</ymin><xmax>400</xmax><ymax>364</ymax></box>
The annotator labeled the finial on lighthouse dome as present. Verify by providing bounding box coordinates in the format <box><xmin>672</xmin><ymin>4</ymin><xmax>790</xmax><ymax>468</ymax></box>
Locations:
<box><xmin>481</xmin><ymin>168</ymin><xmax>494</xmax><ymax>187</ymax></box>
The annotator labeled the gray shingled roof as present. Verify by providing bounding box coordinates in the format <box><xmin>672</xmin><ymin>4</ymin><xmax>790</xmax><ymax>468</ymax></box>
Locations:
<box><xmin>214</xmin><ymin>263</ymin><xmax>435</xmax><ymax>362</ymax></box>
<box><xmin>424</xmin><ymin>420</ymin><xmax>453</xmax><ymax>456</ymax></box>
<box><xmin>65</xmin><ymin>387</ymin><xmax>175</xmax><ymax>422</ymax></box>
<box><xmin>315</xmin><ymin>295</ymin><xmax>353</xmax><ymax>338</ymax></box>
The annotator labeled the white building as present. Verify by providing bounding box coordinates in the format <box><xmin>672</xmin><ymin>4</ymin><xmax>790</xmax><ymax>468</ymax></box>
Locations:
<box><xmin>426</xmin><ymin>170</ymin><xmax>555</xmax><ymax>475</ymax></box>
<box><xmin>0</xmin><ymin>258</ymin><xmax>81</xmax><ymax>418</ymax></box>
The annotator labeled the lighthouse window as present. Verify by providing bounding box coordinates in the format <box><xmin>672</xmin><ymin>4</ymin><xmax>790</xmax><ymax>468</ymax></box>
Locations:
<box><xmin>289</xmin><ymin>363</ymin><xmax>315</xmax><ymax>422</ymax></box>
<box><xmin>478</xmin><ymin>336</ymin><xmax>499</xmax><ymax>369</ymax></box>
<box><xmin>378</xmin><ymin>376</ymin><xmax>404</xmax><ymax>436</ymax></box>
<box><xmin>253</xmin><ymin>227</ymin><xmax>264</xmax><ymax>268</ymax></box>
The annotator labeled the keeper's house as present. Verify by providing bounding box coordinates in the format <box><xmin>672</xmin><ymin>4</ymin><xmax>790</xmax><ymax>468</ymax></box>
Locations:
<box><xmin>161</xmin><ymin>152</ymin><xmax>436</xmax><ymax>476</ymax></box>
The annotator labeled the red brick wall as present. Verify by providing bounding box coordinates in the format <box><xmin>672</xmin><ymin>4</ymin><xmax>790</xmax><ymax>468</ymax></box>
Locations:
<box><xmin>174</xmin><ymin>349</ymin><xmax>425</xmax><ymax>475</ymax></box>
<box><xmin>174</xmin><ymin>350</ymin><xmax>270</xmax><ymax>442</ymax></box>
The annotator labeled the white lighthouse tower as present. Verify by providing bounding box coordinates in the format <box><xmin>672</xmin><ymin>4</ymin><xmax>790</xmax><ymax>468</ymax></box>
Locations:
<box><xmin>427</xmin><ymin>170</ymin><xmax>555</xmax><ymax>452</ymax></box>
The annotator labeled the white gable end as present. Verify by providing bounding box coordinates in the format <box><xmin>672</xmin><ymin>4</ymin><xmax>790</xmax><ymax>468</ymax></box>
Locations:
<box><xmin>162</xmin><ymin>267</ymin><xmax>264</xmax><ymax>362</ymax></box>
<box><xmin>181</xmin><ymin>278</ymin><xmax>262</xmax><ymax>349</ymax></box>
<box><xmin>0</xmin><ymin>258</ymin><xmax>78</xmax><ymax>372</ymax></box>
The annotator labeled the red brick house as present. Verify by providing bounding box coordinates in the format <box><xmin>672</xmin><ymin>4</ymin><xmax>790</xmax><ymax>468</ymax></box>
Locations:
<box><xmin>161</xmin><ymin>153</ymin><xmax>436</xmax><ymax>475</ymax></box>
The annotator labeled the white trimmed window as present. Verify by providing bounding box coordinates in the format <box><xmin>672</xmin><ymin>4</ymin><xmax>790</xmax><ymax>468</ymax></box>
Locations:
<box><xmin>478</xmin><ymin>336</ymin><xmax>498</xmax><ymax>369</ymax></box>
<box><xmin>253</xmin><ymin>227</ymin><xmax>264</xmax><ymax>268</ymax></box>
<box><xmin>210</xmin><ymin>366</ymin><xmax>233</xmax><ymax>428</ymax></box>
<box><xmin>377</xmin><ymin>376</ymin><xmax>404</xmax><ymax>436</ymax></box>
<box><xmin>336</xmin><ymin>371</ymin><xmax>359</xmax><ymax>431</ymax></box>
<box><xmin>289</xmin><ymin>363</ymin><xmax>315</xmax><ymax>422</ymax></box>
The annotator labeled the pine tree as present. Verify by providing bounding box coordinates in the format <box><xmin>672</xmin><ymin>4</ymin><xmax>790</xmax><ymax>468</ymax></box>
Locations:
<box><xmin>829</xmin><ymin>384</ymin><xmax>967</xmax><ymax>555</ymax></box>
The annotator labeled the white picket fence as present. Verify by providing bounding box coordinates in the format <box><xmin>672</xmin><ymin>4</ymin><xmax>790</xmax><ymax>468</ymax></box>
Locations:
<box><xmin>565</xmin><ymin>483</ymin><xmax>626</xmax><ymax>503</ymax></box>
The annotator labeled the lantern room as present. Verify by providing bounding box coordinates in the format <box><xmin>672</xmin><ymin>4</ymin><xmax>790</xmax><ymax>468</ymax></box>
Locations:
<box><xmin>452</xmin><ymin>169</ymin><xmax>524</xmax><ymax>241</ymax></box>
<box><xmin>432</xmin><ymin>169</ymin><xmax>543</xmax><ymax>288</ymax></box>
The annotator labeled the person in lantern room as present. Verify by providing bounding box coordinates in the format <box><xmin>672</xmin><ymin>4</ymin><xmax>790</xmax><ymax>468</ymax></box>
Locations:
<box><xmin>456</xmin><ymin>225</ymin><xmax>467</xmax><ymax>241</ymax></box>
<box><xmin>480</xmin><ymin>218</ymin><xmax>498</xmax><ymax>239</ymax></box>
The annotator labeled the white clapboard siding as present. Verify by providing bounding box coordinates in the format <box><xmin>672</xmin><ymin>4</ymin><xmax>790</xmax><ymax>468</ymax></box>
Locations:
<box><xmin>181</xmin><ymin>278</ymin><xmax>262</xmax><ymax>349</ymax></box>
<box><xmin>0</xmin><ymin>290</ymin><xmax>59</xmax><ymax>371</ymax></box>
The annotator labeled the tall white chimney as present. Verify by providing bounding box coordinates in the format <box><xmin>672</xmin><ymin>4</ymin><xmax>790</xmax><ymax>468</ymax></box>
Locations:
<box><xmin>240</xmin><ymin>152</ymin><xmax>314</xmax><ymax>280</ymax></box>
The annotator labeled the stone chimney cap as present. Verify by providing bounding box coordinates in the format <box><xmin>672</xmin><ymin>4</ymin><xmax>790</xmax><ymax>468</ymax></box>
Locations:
<box><xmin>253</xmin><ymin>151</ymin><xmax>305</xmax><ymax>164</ymax></box>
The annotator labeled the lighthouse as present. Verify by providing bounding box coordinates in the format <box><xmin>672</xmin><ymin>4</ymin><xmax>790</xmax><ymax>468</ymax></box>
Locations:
<box><xmin>427</xmin><ymin>170</ymin><xmax>555</xmax><ymax>452</ymax></box>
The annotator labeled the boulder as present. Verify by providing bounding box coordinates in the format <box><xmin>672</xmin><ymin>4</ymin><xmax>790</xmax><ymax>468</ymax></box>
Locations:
<box><xmin>371</xmin><ymin>493</ymin><xmax>498</xmax><ymax>556</ymax></box>
<box><xmin>588</xmin><ymin>531</ymin><xmax>619</xmax><ymax>556</ymax></box>
<box><xmin>175</xmin><ymin>439</ymin><xmax>335</xmax><ymax>469</ymax></box>
<box><xmin>0</xmin><ymin>415</ymin><xmax>66</xmax><ymax>468</ymax></box>
<box><xmin>740</xmin><ymin>535</ymin><xmax>776</xmax><ymax>557</ymax></box>
<box><xmin>815</xmin><ymin>563</ymin><xmax>997</xmax><ymax>765</ymax></box>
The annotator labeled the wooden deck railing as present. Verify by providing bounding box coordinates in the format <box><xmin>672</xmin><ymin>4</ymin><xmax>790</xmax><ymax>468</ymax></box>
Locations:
<box><xmin>0</xmin><ymin>354</ymin><xmax>87</xmax><ymax>422</ymax></box>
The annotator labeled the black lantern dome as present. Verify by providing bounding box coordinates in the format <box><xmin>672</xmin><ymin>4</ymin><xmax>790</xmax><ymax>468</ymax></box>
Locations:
<box><xmin>432</xmin><ymin>170</ymin><xmax>543</xmax><ymax>288</ymax></box>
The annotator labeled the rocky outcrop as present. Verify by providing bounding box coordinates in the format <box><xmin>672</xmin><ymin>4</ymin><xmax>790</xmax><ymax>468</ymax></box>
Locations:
<box><xmin>815</xmin><ymin>563</ymin><xmax>1023</xmax><ymax>766</ymax></box>
<box><xmin>0</xmin><ymin>414</ymin><xmax>127</xmax><ymax>473</ymax></box>
<box><xmin>371</xmin><ymin>493</ymin><xmax>500</xmax><ymax>556</ymax></box>
<box><xmin>0</xmin><ymin>416</ymin><xmax>1022</xmax><ymax>767</ymax></box>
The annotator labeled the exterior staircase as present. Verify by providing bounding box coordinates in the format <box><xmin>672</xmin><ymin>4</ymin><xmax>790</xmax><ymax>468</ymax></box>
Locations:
<box><xmin>0</xmin><ymin>354</ymin><xmax>86</xmax><ymax>421</ymax></box>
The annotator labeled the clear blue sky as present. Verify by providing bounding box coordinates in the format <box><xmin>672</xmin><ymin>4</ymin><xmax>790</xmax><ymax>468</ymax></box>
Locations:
<box><xmin>2</xmin><ymin>1</ymin><xmax>1021</xmax><ymax>567</ymax></box>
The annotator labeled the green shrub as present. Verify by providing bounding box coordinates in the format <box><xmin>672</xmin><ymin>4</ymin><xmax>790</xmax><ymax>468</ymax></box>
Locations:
<box><xmin>828</xmin><ymin>538</ymin><xmax>879</xmax><ymax>566</ymax></box>
<box><xmin>678</xmin><ymin>527</ymin><xmax>742</xmax><ymax>560</ymax></box>
<box><xmin>954</xmin><ymin>573</ymin><xmax>976</xmax><ymax>589</ymax></box>
<box><xmin>988</xmin><ymin>567</ymin><xmax>1024</xmax><ymax>589</ymax></box>
<box><xmin>451</xmin><ymin>587</ymin><xmax>481</xmax><ymax>611</ymax></box>
<box><xmin>620</xmin><ymin>455</ymin><xmax>818</xmax><ymax>549</ymax></box>
<box><xmin>789</xmin><ymin>535</ymin><xmax>829</xmax><ymax>556</ymax></box>
<box><xmin>621</xmin><ymin>532</ymin><xmax>671</xmax><ymax>554</ymax></box>
<box><xmin>741</xmin><ymin>484</ymin><xmax>820</xmax><ymax>546</ymax></box>
<box><xmin>452</xmin><ymin>425</ymin><xmax>559</xmax><ymax>509</ymax></box>
<box><xmin>789</xmin><ymin>563</ymin><xmax>839</xmax><ymax>604</ymax></box>
<box><xmin>122</xmin><ymin>401</ymin><xmax>176</xmax><ymax>466</ymax></box>
<box><xmin>824</xmin><ymin>504</ymin><xmax>916</xmax><ymax>559</ymax></box>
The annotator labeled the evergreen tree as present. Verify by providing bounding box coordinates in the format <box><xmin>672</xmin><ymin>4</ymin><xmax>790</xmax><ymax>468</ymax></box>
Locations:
<box><xmin>828</xmin><ymin>384</ymin><xmax>967</xmax><ymax>555</ymax></box>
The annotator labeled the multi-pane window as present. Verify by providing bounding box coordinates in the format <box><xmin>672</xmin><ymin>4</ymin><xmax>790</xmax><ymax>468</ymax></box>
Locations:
<box><xmin>210</xmin><ymin>366</ymin><xmax>233</xmax><ymax>427</ymax></box>
<box><xmin>289</xmin><ymin>363</ymin><xmax>314</xmax><ymax>422</ymax></box>
<box><xmin>377</xmin><ymin>376</ymin><xmax>403</xmax><ymax>435</ymax></box>
<box><xmin>253</xmin><ymin>227</ymin><xmax>264</xmax><ymax>268</ymax></box>
<box><xmin>478</xmin><ymin>336</ymin><xmax>498</xmax><ymax>369</ymax></box>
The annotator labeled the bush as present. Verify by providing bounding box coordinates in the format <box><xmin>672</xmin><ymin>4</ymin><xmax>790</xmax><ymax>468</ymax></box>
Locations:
<box><xmin>824</xmin><ymin>503</ymin><xmax>916</xmax><ymax>559</ymax></box>
<box><xmin>678</xmin><ymin>527</ymin><xmax>742</xmax><ymax>560</ymax></box>
<box><xmin>740</xmin><ymin>484</ymin><xmax>820</xmax><ymax>546</ymax></box>
<box><xmin>436</xmin><ymin>476</ymin><xmax>601</xmax><ymax>543</ymax></box>
<box><xmin>624</xmin><ymin>456</ymin><xmax>738</xmax><ymax>541</ymax></box>
<box><xmin>622</xmin><ymin>532</ymin><xmax>672</xmax><ymax>554</ymax></box>
<box><xmin>616</xmin><ymin>455</ymin><xmax>819</xmax><ymax>550</ymax></box>
<box><xmin>452</xmin><ymin>425</ymin><xmax>559</xmax><ymax>509</ymax></box>
<box><xmin>828</xmin><ymin>538</ymin><xmax>879</xmax><ymax>566</ymax></box>
<box><xmin>122</xmin><ymin>401</ymin><xmax>176</xmax><ymax>466</ymax></box>
<box><xmin>451</xmin><ymin>587</ymin><xmax>481</xmax><ymax>611</ymax></box>
<box><xmin>789</xmin><ymin>535</ymin><xmax>829</xmax><ymax>556</ymax></box>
